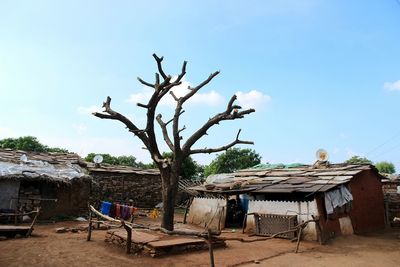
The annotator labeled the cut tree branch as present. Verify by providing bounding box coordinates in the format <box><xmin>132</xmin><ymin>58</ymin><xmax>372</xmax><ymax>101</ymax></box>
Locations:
<box><xmin>137</xmin><ymin>103</ymin><xmax>149</xmax><ymax>109</ymax></box>
<box><xmin>182</xmin><ymin>95</ymin><xmax>255</xmax><ymax>156</ymax></box>
<box><xmin>170</xmin><ymin>91</ymin><xmax>179</xmax><ymax>102</ymax></box>
<box><xmin>189</xmin><ymin>129</ymin><xmax>254</xmax><ymax>155</ymax></box>
<box><xmin>93</xmin><ymin>96</ymin><xmax>150</xmax><ymax>149</ymax></box>
<box><xmin>181</xmin><ymin>71</ymin><xmax>220</xmax><ymax>104</ymax></box>
<box><xmin>178</xmin><ymin>126</ymin><xmax>186</xmax><ymax>134</ymax></box>
<box><xmin>153</xmin><ymin>53</ymin><xmax>168</xmax><ymax>80</ymax></box>
<box><xmin>137</xmin><ymin>77</ymin><xmax>154</xmax><ymax>88</ymax></box>
<box><xmin>156</xmin><ymin>114</ymin><xmax>174</xmax><ymax>151</ymax></box>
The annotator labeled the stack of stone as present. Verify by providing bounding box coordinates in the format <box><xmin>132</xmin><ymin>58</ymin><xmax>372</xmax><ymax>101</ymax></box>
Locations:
<box><xmin>18</xmin><ymin>186</ymin><xmax>41</xmax><ymax>211</ymax></box>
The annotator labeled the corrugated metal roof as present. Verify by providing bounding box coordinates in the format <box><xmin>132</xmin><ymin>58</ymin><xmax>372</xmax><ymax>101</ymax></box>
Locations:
<box><xmin>191</xmin><ymin>163</ymin><xmax>381</xmax><ymax>195</ymax></box>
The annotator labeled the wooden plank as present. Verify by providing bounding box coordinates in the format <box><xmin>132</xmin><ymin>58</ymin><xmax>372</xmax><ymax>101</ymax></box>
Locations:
<box><xmin>148</xmin><ymin>238</ymin><xmax>204</xmax><ymax>248</ymax></box>
<box><xmin>0</xmin><ymin>225</ymin><xmax>30</xmax><ymax>231</ymax></box>
<box><xmin>108</xmin><ymin>229</ymin><xmax>161</xmax><ymax>244</ymax></box>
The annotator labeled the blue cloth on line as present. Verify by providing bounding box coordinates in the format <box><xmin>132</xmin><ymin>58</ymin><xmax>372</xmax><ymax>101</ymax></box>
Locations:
<box><xmin>100</xmin><ymin>201</ymin><xmax>111</xmax><ymax>215</ymax></box>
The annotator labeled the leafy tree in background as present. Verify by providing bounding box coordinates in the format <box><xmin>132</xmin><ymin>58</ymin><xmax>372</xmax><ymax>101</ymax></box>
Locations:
<box><xmin>85</xmin><ymin>153</ymin><xmax>150</xmax><ymax>168</ymax></box>
<box><xmin>344</xmin><ymin>156</ymin><xmax>372</xmax><ymax>164</ymax></box>
<box><xmin>375</xmin><ymin>161</ymin><xmax>396</xmax><ymax>174</ymax></box>
<box><xmin>162</xmin><ymin>152</ymin><xmax>203</xmax><ymax>180</ymax></box>
<box><xmin>204</xmin><ymin>148</ymin><xmax>261</xmax><ymax>177</ymax></box>
<box><xmin>0</xmin><ymin>136</ymin><xmax>68</xmax><ymax>153</ymax></box>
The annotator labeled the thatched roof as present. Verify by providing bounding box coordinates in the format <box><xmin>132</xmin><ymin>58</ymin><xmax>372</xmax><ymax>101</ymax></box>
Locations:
<box><xmin>0</xmin><ymin>149</ymin><xmax>90</xmax><ymax>184</ymax></box>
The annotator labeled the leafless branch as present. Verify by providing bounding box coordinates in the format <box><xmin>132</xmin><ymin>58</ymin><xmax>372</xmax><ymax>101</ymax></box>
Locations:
<box><xmin>178</xmin><ymin>126</ymin><xmax>186</xmax><ymax>134</ymax></box>
<box><xmin>170</xmin><ymin>91</ymin><xmax>179</xmax><ymax>102</ymax></box>
<box><xmin>182</xmin><ymin>94</ymin><xmax>255</xmax><ymax>156</ymax></box>
<box><xmin>93</xmin><ymin>96</ymin><xmax>150</xmax><ymax>149</ymax></box>
<box><xmin>137</xmin><ymin>77</ymin><xmax>154</xmax><ymax>88</ymax></box>
<box><xmin>137</xmin><ymin>103</ymin><xmax>149</xmax><ymax>109</ymax></box>
<box><xmin>153</xmin><ymin>53</ymin><xmax>168</xmax><ymax>80</ymax></box>
<box><xmin>188</xmin><ymin>129</ymin><xmax>254</xmax><ymax>155</ymax></box>
<box><xmin>156</xmin><ymin>114</ymin><xmax>174</xmax><ymax>151</ymax></box>
<box><xmin>181</xmin><ymin>71</ymin><xmax>220</xmax><ymax>104</ymax></box>
<box><xmin>155</xmin><ymin>73</ymin><xmax>160</xmax><ymax>85</ymax></box>
<box><xmin>174</xmin><ymin>61</ymin><xmax>187</xmax><ymax>83</ymax></box>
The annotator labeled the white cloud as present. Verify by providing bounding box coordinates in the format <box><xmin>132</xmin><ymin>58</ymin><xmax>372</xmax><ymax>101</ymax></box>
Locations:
<box><xmin>189</xmin><ymin>90</ymin><xmax>224</xmax><ymax>106</ymax></box>
<box><xmin>235</xmin><ymin>90</ymin><xmax>271</xmax><ymax>110</ymax></box>
<box><xmin>77</xmin><ymin>105</ymin><xmax>102</xmax><ymax>115</ymax></box>
<box><xmin>127</xmin><ymin>78</ymin><xmax>224</xmax><ymax>107</ymax></box>
<box><xmin>72</xmin><ymin>123</ymin><xmax>87</xmax><ymax>135</ymax></box>
<box><xmin>384</xmin><ymin>80</ymin><xmax>400</xmax><ymax>91</ymax></box>
<box><xmin>127</xmin><ymin>87</ymin><xmax>153</xmax><ymax>106</ymax></box>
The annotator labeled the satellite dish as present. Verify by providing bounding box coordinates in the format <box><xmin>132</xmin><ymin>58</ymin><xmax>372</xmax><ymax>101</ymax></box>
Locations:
<box><xmin>316</xmin><ymin>149</ymin><xmax>329</xmax><ymax>161</ymax></box>
<box><xmin>93</xmin><ymin>154</ymin><xmax>103</xmax><ymax>164</ymax></box>
<box><xmin>20</xmin><ymin>154</ymin><xmax>28</xmax><ymax>163</ymax></box>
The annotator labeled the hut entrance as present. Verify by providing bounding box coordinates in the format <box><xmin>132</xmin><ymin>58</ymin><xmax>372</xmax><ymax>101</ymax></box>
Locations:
<box><xmin>225</xmin><ymin>196</ymin><xmax>245</xmax><ymax>228</ymax></box>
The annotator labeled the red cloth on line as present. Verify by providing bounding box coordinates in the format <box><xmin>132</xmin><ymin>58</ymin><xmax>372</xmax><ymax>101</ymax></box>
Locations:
<box><xmin>115</xmin><ymin>204</ymin><xmax>121</xmax><ymax>218</ymax></box>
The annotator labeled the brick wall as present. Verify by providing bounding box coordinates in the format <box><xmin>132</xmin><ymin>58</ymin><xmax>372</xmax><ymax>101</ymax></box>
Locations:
<box><xmin>90</xmin><ymin>171</ymin><xmax>162</xmax><ymax>208</ymax></box>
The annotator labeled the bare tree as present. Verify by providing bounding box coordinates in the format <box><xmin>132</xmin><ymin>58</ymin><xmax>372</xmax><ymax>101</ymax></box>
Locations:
<box><xmin>93</xmin><ymin>54</ymin><xmax>255</xmax><ymax>230</ymax></box>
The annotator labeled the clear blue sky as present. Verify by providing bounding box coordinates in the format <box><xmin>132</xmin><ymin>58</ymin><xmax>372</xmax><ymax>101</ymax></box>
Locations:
<box><xmin>1</xmin><ymin>1</ymin><xmax>400</xmax><ymax>171</ymax></box>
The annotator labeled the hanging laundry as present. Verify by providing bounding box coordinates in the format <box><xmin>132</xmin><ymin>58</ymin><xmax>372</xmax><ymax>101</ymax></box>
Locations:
<box><xmin>324</xmin><ymin>185</ymin><xmax>353</xmax><ymax>215</ymax></box>
<box><xmin>121</xmin><ymin>205</ymin><xmax>130</xmax><ymax>220</ymax></box>
<box><xmin>115</xmin><ymin>204</ymin><xmax>121</xmax><ymax>218</ymax></box>
<box><xmin>100</xmin><ymin>201</ymin><xmax>111</xmax><ymax>216</ymax></box>
<box><xmin>109</xmin><ymin>203</ymin><xmax>116</xmax><ymax>218</ymax></box>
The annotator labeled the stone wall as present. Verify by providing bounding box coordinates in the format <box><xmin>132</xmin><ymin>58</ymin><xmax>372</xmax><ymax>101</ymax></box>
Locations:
<box><xmin>15</xmin><ymin>179</ymin><xmax>91</xmax><ymax>219</ymax></box>
<box><xmin>382</xmin><ymin>181</ymin><xmax>400</xmax><ymax>194</ymax></box>
<box><xmin>18</xmin><ymin>182</ymin><xmax>42</xmax><ymax>212</ymax></box>
<box><xmin>384</xmin><ymin>193</ymin><xmax>400</xmax><ymax>228</ymax></box>
<box><xmin>90</xmin><ymin>171</ymin><xmax>162</xmax><ymax>208</ymax></box>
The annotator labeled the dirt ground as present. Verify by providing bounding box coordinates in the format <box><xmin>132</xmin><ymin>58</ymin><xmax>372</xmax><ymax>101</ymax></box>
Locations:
<box><xmin>0</xmin><ymin>220</ymin><xmax>399</xmax><ymax>267</ymax></box>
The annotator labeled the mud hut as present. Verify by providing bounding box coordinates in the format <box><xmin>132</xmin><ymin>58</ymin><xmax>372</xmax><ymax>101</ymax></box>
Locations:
<box><xmin>0</xmin><ymin>149</ymin><xmax>91</xmax><ymax>219</ymax></box>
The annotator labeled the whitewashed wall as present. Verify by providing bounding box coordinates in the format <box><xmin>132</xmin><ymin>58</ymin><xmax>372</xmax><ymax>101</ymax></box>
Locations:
<box><xmin>187</xmin><ymin>197</ymin><xmax>227</xmax><ymax>231</ymax></box>
<box><xmin>246</xmin><ymin>200</ymin><xmax>319</xmax><ymax>241</ymax></box>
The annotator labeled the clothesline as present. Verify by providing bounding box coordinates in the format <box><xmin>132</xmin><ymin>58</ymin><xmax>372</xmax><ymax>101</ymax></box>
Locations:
<box><xmin>100</xmin><ymin>201</ymin><xmax>138</xmax><ymax>220</ymax></box>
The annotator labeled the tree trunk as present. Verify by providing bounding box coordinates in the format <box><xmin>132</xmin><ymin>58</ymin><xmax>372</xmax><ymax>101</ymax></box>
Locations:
<box><xmin>160</xmin><ymin>168</ymin><xmax>180</xmax><ymax>231</ymax></box>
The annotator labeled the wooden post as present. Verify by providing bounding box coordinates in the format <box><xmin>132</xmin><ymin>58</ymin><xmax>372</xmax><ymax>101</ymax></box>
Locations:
<box><xmin>26</xmin><ymin>207</ymin><xmax>40</xmax><ymax>237</ymax></box>
<box><xmin>312</xmin><ymin>215</ymin><xmax>323</xmax><ymax>245</ymax></box>
<box><xmin>207</xmin><ymin>228</ymin><xmax>215</xmax><ymax>267</ymax></box>
<box><xmin>122</xmin><ymin>221</ymin><xmax>132</xmax><ymax>254</ymax></box>
<box><xmin>183</xmin><ymin>197</ymin><xmax>193</xmax><ymax>224</ymax></box>
<box><xmin>217</xmin><ymin>206</ymin><xmax>224</xmax><ymax>232</ymax></box>
<box><xmin>87</xmin><ymin>208</ymin><xmax>93</xmax><ymax>241</ymax></box>
<box><xmin>384</xmin><ymin>199</ymin><xmax>390</xmax><ymax>228</ymax></box>
<box><xmin>242</xmin><ymin>213</ymin><xmax>248</xmax><ymax>234</ymax></box>
<box><xmin>295</xmin><ymin>227</ymin><xmax>303</xmax><ymax>253</ymax></box>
